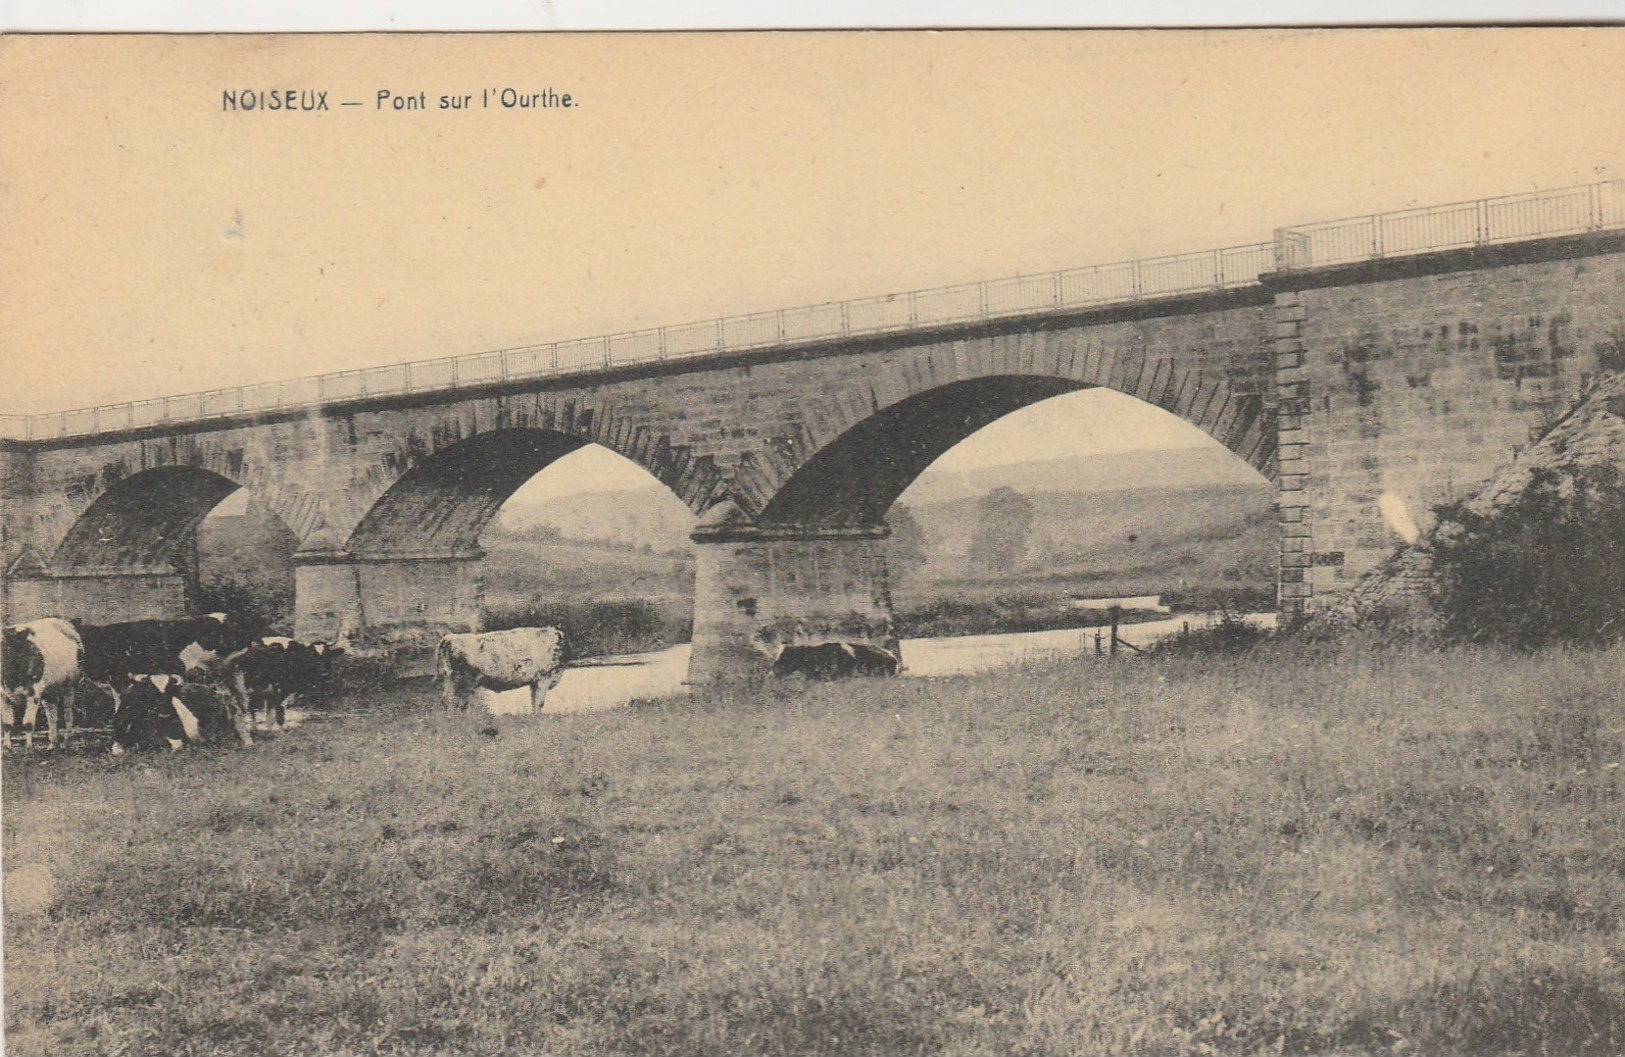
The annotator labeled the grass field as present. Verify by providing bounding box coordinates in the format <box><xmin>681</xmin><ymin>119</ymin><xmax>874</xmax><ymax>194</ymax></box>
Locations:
<box><xmin>5</xmin><ymin>640</ymin><xmax>1625</xmax><ymax>1055</ymax></box>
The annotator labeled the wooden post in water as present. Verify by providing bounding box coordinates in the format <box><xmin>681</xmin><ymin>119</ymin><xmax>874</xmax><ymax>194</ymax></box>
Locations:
<box><xmin>1108</xmin><ymin>605</ymin><xmax>1122</xmax><ymax>657</ymax></box>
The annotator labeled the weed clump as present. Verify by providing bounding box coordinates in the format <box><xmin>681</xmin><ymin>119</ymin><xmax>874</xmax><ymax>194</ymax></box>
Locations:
<box><xmin>1148</xmin><ymin>609</ymin><xmax>1271</xmax><ymax>658</ymax></box>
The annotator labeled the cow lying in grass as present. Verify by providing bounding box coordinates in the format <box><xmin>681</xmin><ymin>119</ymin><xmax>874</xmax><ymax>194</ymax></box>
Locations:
<box><xmin>110</xmin><ymin>669</ymin><xmax>264</xmax><ymax>753</ymax></box>
<box><xmin>771</xmin><ymin>642</ymin><xmax>901</xmax><ymax>681</ymax></box>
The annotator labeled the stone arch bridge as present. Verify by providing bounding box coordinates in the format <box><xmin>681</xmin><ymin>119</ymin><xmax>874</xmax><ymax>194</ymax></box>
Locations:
<box><xmin>4</xmin><ymin>184</ymin><xmax>1623</xmax><ymax>681</ymax></box>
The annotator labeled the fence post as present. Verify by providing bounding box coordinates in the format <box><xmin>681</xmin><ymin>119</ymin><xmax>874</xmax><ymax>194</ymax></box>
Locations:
<box><xmin>550</xmin><ymin>343</ymin><xmax>559</xmax><ymax>373</ymax></box>
<box><xmin>500</xmin><ymin>349</ymin><xmax>510</xmax><ymax>381</ymax></box>
<box><xmin>1372</xmin><ymin>214</ymin><xmax>1383</xmax><ymax>258</ymax></box>
<box><xmin>1053</xmin><ymin>271</ymin><xmax>1064</xmax><ymax>306</ymax></box>
<box><xmin>450</xmin><ymin>358</ymin><xmax>459</xmax><ymax>388</ymax></box>
<box><xmin>908</xmin><ymin>291</ymin><xmax>918</xmax><ymax>326</ymax></box>
<box><xmin>1475</xmin><ymin>199</ymin><xmax>1488</xmax><ymax>244</ymax></box>
<box><xmin>1213</xmin><ymin>249</ymin><xmax>1224</xmax><ymax>289</ymax></box>
<box><xmin>716</xmin><ymin>319</ymin><xmax>725</xmax><ymax>352</ymax></box>
<box><xmin>404</xmin><ymin>363</ymin><xmax>414</xmax><ymax>394</ymax></box>
<box><xmin>1131</xmin><ymin>260</ymin><xmax>1142</xmax><ymax>300</ymax></box>
<box><xmin>658</xmin><ymin>328</ymin><xmax>668</xmax><ymax>360</ymax></box>
<box><xmin>840</xmin><ymin>301</ymin><xmax>850</xmax><ymax>335</ymax></box>
<box><xmin>777</xmin><ymin>309</ymin><xmax>786</xmax><ymax>342</ymax></box>
<box><xmin>604</xmin><ymin>335</ymin><xmax>613</xmax><ymax>367</ymax></box>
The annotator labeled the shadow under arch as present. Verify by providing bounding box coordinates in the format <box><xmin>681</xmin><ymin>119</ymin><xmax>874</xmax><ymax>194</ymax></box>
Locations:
<box><xmin>345</xmin><ymin>428</ymin><xmax>623</xmax><ymax>558</ymax></box>
<box><xmin>53</xmin><ymin>465</ymin><xmax>246</xmax><ymax>571</ymax></box>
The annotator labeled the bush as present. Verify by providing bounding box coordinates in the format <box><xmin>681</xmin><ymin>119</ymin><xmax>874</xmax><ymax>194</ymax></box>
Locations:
<box><xmin>197</xmin><ymin>572</ymin><xmax>291</xmax><ymax>632</ymax></box>
<box><xmin>1147</xmin><ymin>609</ymin><xmax>1271</xmax><ymax>657</ymax></box>
<box><xmin>1428</xmin><ymin>463</ymin><xmax>1625</xmax><ymax>648</ymax></box>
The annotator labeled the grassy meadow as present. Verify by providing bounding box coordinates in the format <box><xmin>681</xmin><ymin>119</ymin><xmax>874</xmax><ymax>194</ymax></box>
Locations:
<box><xmin>5</xmin><ymin>640</ymin><xmax>1625</xmax><ymax>1055</ymax></box>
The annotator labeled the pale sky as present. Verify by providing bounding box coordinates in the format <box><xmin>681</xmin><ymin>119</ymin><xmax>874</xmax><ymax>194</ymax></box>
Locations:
<box><xmin>6</xmin><ymin>30</ymin><xmax>1624</xmax><ymax>472</ymax></box>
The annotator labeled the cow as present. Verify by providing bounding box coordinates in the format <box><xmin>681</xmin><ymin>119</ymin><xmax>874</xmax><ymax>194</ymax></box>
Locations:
<box><xmin>2</xmin><ymin>618</ymin><xmax>84</xmax><ymax>749</ymax></box>
<box><xmin>110</xmin><ymin>670</ymin><xmax>257</xmax><ymax>753</ymax></box>
<box><xmin>110</xmin><ymin>674</ymin><xmax>199</xmax><ymax>753</ymax></box>
<box><xmin>436</xmin><ymin>627</ymin><xmax>570</xmax><ymax>713</ymax></box>
<box><xmin>225</xmin><ymin>636</ymin><xmax>344</xmax><ymax>731</ymax></box>
<box><xmin>77</xmin><ymin>613</ymin><xmax>262</xmax><ymax>689</ymax></box>
<box><xmin>771</xmin><ymin>641</ymin><xmax>901</xmax><ymax>681</ymax></box>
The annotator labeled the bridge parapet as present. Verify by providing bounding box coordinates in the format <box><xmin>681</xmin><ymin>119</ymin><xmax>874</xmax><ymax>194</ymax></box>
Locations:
<box><xmin>4</xmin><ymin>181</ymin><xmax>1618</xmax><ymax>446</ymax></box>
<box><xmin>1273</xmin><ymin>180</ymin><xmax>1623</xmax><ymax>270</ymax></box>
<box><xmin>0</xmin><ymin>239</ymin><xmax>1274</xmax><ymax>442</ymax></box>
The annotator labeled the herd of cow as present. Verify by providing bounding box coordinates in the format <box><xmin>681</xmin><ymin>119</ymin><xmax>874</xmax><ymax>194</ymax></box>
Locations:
<box><xmin>1</xmin><ymin>613</ymin><xmax>343</xmax><ymax>752</ymax></box>
<box><xmin>0</xmin><ymin>616</ymin><xmax>594</xmax><ymax>754</ymax></box>
<box><xmin>3</xmin><ymin>610</ymin><xmax>903</xmax><ymax>754</ymax></box>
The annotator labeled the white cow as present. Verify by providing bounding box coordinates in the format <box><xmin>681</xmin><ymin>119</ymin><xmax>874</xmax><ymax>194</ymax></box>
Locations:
<box><xmin>435</xmin><ymin>627</ymin><xmax>570</xmax><ymax>714</ymax></box>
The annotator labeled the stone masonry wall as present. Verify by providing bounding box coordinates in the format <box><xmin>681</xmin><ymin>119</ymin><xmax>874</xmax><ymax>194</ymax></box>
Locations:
<box><xmin>1274</xmin><ymin>242</ymin><xmax>1625</xmax><ymax>614</ymax></box>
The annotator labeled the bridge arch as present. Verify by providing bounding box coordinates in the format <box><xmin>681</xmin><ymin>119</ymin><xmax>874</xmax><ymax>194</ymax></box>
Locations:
<box><xmin>27</xmin><ymin>465</ymin><xmax>302</xmax><ymax>625</ymax></box>
<box><xmin>736</xmin><ymin>353</ymin><xmax>1275</xmax><ymax>526</ymax></box>
<box><xmin>690</xmin><ymin>350</ymin><xmax>1277</xmax><ymax>683</ymax></box>
<box><xmin>285</xmin><ymin>425</ymin><xmax>699</xmax><ymax>644</ymax></box>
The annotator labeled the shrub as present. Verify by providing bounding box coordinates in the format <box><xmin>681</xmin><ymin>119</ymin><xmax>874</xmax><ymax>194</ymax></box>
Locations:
<box><xmin>1147</xmin><ymin>608</ymin><xmax>1270</xmax><ymax>657</ymax></box>
<box><xmin>197</xmin><ymin>571</ymin><xmax>291</xmax><ymax>632</ymax></box>
<box><xmin>1428</xmin><ymin>463</ymin><xmax>1625</xmax><ymax>647</ymax></box>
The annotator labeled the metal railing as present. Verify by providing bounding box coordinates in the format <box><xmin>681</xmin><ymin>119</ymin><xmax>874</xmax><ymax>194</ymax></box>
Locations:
<box><xmin>4</xmin><ymin>180</ymin><xmax>1622</xmax><ymax>443</ymax></box>
<box><xmin>1273</xmin><ymin>179</ymin><xmax>1623</xmax><ymax>269</ymax></box>
<box><xmin>0</xmin><ymin>243</ymin><xmax>1275</xmax><ymax>442</ymax></box>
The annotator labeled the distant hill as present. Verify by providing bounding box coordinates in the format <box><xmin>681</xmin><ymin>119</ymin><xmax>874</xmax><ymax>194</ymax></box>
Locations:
<box><xmin>497</xmin><ymin>486</ymin><xmax>695</xmax><ymax>553</ymax></box>
<box><xmin>953</xmin><ymin>446</ymin><xmax>1264</xmax><ymax>496</ymax></box>
<box><xmin>890</xmin><ymin>482</ymin><xmax>1275</xmax><ymax>605</ymax></box>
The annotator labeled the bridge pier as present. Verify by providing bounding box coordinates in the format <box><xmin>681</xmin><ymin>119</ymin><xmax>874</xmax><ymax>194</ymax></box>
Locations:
<box><xmin>687</xmin><ymin>503</ymin><xmax>899</xmax><ymax>685</ymax></box>
<box><xmin>294</xmin><ymin>551</ymin><xmax>483</xmax><ymax>647</ymax></box>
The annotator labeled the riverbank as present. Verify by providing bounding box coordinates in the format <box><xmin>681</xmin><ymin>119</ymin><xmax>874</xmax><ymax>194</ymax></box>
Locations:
<box><xmin>490</xmin><ymin>612</ymin><xmax>1275</xmax><ymax>715</ymax></box>
<box><xmin>6</xmin><ymin>639</ymin><xmax>1623</xmax><ymax>1055</ymax></box>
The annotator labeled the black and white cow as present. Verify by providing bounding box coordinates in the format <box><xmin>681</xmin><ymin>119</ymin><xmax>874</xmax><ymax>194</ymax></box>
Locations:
<box><xmin>436</xmin><ymin>627</ymin><xmax>570</xmax><ymax>713</ymax></box>
<box><xmin>225</xmin><ymin>636</ymin><xmax>344</xmax><ymax>731</ymax></box>
<box><xmin>77</xmin><ymin>613</ymin><xmax>262</xmax><ymax>689</ymax></box>
<box><xmin>111</xmin><ymin>672</ymin><xmax>258</xmax><ymax>753</ymax></box>
<box><xmin>771</xmin><ymin>641</ymin><xmax>901</xmax><ymax>681</ymax></box>
<box><xmin>110</xmin><ymin>674</ymin><xmax>199</xmax><ymax>753</ymax></box>
<box><xmin>2</xmin><ymin>618</ymin><xmax>84</xmax><ymax>749</ymax></box>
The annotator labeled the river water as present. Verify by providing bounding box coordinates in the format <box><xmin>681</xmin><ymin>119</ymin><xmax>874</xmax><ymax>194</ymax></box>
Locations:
<box><xmin>485</xmin><ymin>611</ymin><xmax>1276</xmax><ymax>716</ymax></box>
